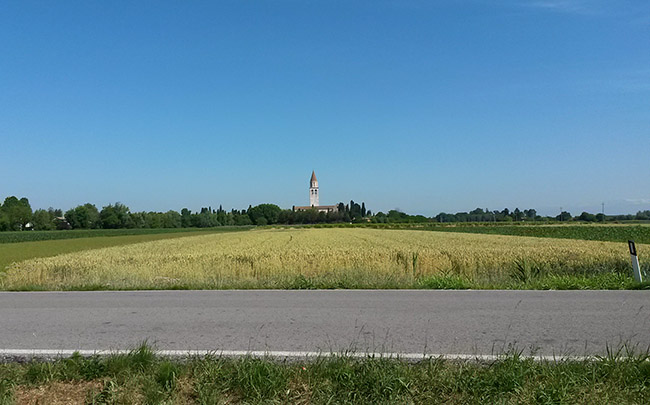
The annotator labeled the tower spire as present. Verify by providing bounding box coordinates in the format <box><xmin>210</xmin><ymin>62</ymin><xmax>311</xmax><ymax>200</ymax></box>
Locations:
<box><xmin>309</xmin><ymin>171</ymin><xmax>319</xmax><ymax>207</ymax></box>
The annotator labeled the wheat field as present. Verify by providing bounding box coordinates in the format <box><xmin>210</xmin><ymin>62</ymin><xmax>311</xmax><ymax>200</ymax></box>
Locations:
<box><xmin>1</xmin><ymin>228</ymin><xmax>643</xmax><ymax>290</ymax></box>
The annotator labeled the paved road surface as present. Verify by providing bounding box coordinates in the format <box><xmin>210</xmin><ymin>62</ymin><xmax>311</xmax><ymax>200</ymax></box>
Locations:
<box><xmin>1</xmin><ymin>290</ymin><xmax>648</xmax><ymax>357</ymax></box>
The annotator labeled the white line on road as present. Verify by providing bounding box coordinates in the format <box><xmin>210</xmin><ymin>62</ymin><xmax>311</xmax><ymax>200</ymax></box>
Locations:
<box><xmin>0</xmin><ymin>349</ymin><xmax>600</xmax><ymax>362</ymax></box>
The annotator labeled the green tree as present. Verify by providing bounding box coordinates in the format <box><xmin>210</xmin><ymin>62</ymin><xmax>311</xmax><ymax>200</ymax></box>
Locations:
<box><xmin>234</xmin><ymin>212</ymin><xmax>253</xmax><ymax>225</ymax></box>
<box><xmin>248</xmin><ymin>204</ymin><xmax>281</xmax><ymax>225</ymax></box>
<box><xmin>2</xmin><ymin>196</ymin><xmax>32</xmax><ymax>230</ymax></box>
<box><xmin>48</xmin><ymin>207</ymin><xmax>63</xmax><ymax>217</ymax></box>
<box><xmin>180</xmin><ymin>208</ymin><xmax>192</xmax><ymax>227</ymax></box>
<box><xmin>349</xmin><ymin>200</ymin><xmax>362</xmax><ymax>219</ymax></box>
<box><xmin>524</xmin><ymin>209</ymin><xmax>537</xmax><ymax>220</ymax></box>
<box><xmin>0</xmin><ymin>210</ymin><xmax>9</xmax><ymax>231</ymax></box>
<box><xmin>32</xmin><ymin>209</ymin><xmax>55</xmax><ymax>230</ymax></box>
<box><xmin>192</xmin><ymin>210</ymin><xmax>220</xmax><ymax>227</ymax></box>
<box><xmin>65</xmin><ymin>203</ymin><xmax>100</xmax><ymax>229</ymax></box>
<box><xmin>305</xmin><ymin>208</ymin><xmax>319</xmax><ymax>223</ymax></box>
<box><xmin>578</xmin><ymin>211</ymin><xmax>597</xmax><ymax>222</ymax></box>
<box><xmin>636</xmin><ymin>210</ymin><xmax>650</xmax><ymax>220</ymax></box>
<box><xmin>163</xmin><ymin>210</ymin><xmax>182</xmax><ymax>228</ymax></box>
<box><xmin>217</xmin><ymin>209</ymin><xmax>226</xmax><ymax>226</ymax></box>
<box><xmin>130</xmin><ymin>212</ymin><xmax>147</xmax><ymax>228</ymax></box>
<box><xmin>387</xmin><ymin>210</ymin><xmax>408</xmax><ymax>223</ymax></box>
<box><xmin>100</xmin><ymin>203</ymin><xmax>133</xmax><ymax>229</ymax></box>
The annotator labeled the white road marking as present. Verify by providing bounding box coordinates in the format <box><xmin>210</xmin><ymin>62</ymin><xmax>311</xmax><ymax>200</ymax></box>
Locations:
<box><xmin>0</xmin><ymin>348</ymin><xmax>599</xmax><ymax>362</ymax></box>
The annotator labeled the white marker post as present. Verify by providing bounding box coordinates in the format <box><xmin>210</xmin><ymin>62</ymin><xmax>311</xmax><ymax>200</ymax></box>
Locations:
<box><xmin>628</xmin><ymin>240</ymin><xmax>642</xmax><ymax>283</ymax></box>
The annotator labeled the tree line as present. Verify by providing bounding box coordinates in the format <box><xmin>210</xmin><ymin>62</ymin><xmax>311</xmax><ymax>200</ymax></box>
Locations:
<box><xmin>432</xmin><ymin>208</ymin><xmax>650</xmax><ymax>223</ymax></box>
<box><xmin>1</xmin><ymin>195</ymin><xmax>648</xmax><ymax>231</ymax></box>
<box><xmin>0</xmin><ymin>196</ymin><xmax>372</xmax><ymax>231</ymax></box>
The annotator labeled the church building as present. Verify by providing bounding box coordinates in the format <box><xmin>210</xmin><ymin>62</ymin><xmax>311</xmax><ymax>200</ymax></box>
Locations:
<box><xmin>293</xmin><ymin>171</ymin><xmax>338</xmax><ymax>213</ymax></box>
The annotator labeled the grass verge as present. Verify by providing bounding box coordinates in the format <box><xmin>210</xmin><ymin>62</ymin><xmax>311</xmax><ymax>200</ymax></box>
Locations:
<box><xmin>1</xmin><ymin>344</ymin><xmax>649</xmax><ymax>404</ymax></box>
<box><xmin>4</xmin><ymin>274</ymin><xmax>649</xmax><ymax>291</ymax></box>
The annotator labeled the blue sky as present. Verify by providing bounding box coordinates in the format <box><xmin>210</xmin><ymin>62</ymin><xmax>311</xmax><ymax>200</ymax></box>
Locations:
<box><xmin>1</xmin><ymin>0</ymin><xmax>649</xmax><ymax>216</ymax></box>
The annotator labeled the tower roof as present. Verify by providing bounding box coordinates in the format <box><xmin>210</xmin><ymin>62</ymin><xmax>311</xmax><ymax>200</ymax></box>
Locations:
<box><xmin>310</xmin><ymin>171</ymin><xmax>317</xmax><ymax>183</ymax></box>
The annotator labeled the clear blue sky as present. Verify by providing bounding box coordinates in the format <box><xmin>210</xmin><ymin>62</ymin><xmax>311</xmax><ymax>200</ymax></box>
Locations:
<box><xmin>1</xmin><ymin>0</ymin><xmax>649</xmax><ymax>216</ymax></box>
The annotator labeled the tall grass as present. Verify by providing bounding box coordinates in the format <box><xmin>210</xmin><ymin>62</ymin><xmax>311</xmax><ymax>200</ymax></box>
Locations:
<box><xmin>2</xmin><ymin>228</ymin><xmax>645</xmax><ymax>291</ymax></box>
<box><xmin>1</xmin><ymin>344</ymin><xmax>649</xmax><ymax>404</ymax></box>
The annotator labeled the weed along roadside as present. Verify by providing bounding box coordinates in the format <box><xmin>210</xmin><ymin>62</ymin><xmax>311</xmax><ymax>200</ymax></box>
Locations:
<box><xmin>0</xmin><ymin>344</ymin><xmax>649</xmax><ymax>403</ymax></box>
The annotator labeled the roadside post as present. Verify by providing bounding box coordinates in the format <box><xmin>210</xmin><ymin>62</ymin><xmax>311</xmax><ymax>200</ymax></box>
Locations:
<box><xmin>628</xmin><ymin>240</ymin><xmax>642</xmax><ymax>283</ymax></box>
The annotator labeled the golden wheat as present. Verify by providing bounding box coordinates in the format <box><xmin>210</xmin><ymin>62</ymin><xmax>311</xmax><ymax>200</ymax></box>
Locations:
<box><xmin>1</xmin><ymin>228</ymin><xmax>642</xmax><ymax>289</ymax></box>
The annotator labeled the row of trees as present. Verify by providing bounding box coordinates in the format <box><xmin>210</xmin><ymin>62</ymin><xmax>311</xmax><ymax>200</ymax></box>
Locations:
<box><xmin>0</xmin><ymin>197</ymin><xmax>372</xmax><ymax>230</ymax></box>
<box><xmin>434</xmin><ymin>208</ymin><xmax>539</xmax><ymax>223</ymax></box>
<box><xmin>431</xmin><ymin>208</ymin><xmax>650</xmax><ymax>223</ymax></box>
<box><xmin>3</xmin><ymin>195</ymin><xmax>650</xmax><ymax>231</ymax></box>
<box><xmin>372</xmin><ymin>210</ymin><xmax>429</xmax><ymax>223</ymax></box>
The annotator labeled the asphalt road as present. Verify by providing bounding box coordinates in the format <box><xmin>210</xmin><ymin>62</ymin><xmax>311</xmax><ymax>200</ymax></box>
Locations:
<box><xmin>0</xmin><ymin>290</ymin><xmax>648</xmax><ymax>358</ymax></box>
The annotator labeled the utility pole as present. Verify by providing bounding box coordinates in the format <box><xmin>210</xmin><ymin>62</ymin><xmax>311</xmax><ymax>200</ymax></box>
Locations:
<box><xmin>601</xmin><ymin>202</ymin><xmax>605</xmax><ymax>215</ymax></box>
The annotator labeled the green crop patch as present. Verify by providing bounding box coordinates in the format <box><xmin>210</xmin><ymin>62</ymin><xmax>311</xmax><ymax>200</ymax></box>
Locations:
<box><xmin>422</xmin><ymin>224</ymin><xmax>650</xmax><ymax>244</ymax></box>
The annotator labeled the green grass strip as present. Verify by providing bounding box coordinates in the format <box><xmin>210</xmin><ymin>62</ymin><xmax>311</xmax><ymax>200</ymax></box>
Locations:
<box><xmin>1</xmin><ymin>344</ymin><xmax>649</xmax><ymax>404</ymax></box>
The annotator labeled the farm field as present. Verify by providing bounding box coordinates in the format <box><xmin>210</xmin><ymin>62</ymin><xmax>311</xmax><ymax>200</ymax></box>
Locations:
<box><xmin>2</xmin><ymin>227</ymin><xmax>647</xmax><ymax>291</ymax></box>
<box><xmin>421</xmin><ymin>223</ymin><xmax>650</xmax><ymax>244</ymax></box>
<box><xmin>0</xmin><ymin>226</ymin><xmax>251</xmax><ymax>244</ymax></box>
<box><xmin>0</xmin><ymin>228</ymin><xmax>251</xmax><ymax>274</ymax></box>
<box><xmin>287</xmin><ymin>223</ymin><xmax>650</xmax><ymax>244</ymax></box>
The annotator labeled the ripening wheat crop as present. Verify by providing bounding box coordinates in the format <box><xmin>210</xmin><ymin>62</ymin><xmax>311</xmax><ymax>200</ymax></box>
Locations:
<box><xmin>1</xmin><ymin>228</ymin><xmax>642</xmax><ymax>290</ymax></box>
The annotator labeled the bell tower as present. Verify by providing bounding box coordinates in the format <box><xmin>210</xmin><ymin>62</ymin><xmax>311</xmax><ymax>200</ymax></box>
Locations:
<box><xmin>309</xmin><ymin>171</ymin><xmax>319</xmax><ymax>207</ymax></box>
